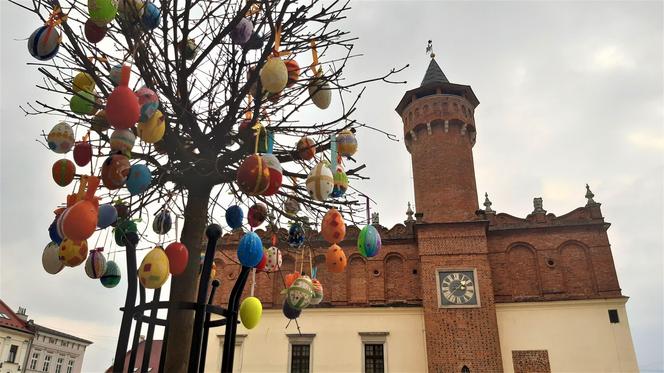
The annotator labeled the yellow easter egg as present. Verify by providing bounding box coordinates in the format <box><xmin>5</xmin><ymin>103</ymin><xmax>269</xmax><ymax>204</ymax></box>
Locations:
<box><xmin>239</xmin><ymin>296</ymin><xmax>262</xmax><ymax>329</ymax></box>
<box><xmin>73</xmin><ymin>72</ymin><xmax>95</xmax><ymax>93</ymax></box>
<box><xmin>58</xmin><ymin>239</ymin><xmax>88</xmax><ymax>267</ymax></box>
<box><xmin>259</xmin><ymin>58</ymin><xmax>288</xmax><ymax>94</ymax></box>
<box><xmin>138</xmin><ymin>247</ymin><xmax>170</xmax><ymax>289</ymax></box>
<box><xmin>137</xmin><ymin>110</ymin><xmax>165</xmax><ymax>143</ymax></box>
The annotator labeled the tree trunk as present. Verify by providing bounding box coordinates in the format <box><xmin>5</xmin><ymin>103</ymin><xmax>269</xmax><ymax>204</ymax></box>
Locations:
<box><xmin>163</xmin><ymin>183</ymin><xmax>212</xmax><ymax>373</ymax></box>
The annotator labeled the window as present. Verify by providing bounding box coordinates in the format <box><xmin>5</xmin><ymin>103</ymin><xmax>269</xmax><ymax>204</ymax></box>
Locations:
<box><xmin>0</xmin><ymin>312</ymin><xmax>9</xmax><ymax>319</ymax></box>
<box><xmin>55</xmin><ymin>358</ymin><xmax>64</xmax><ymax>373</ymax></box>
<box><xmin>462</xmin><ymin>366</ymin><xmax>471</xmax><ymax>373</ymax></box>
<box><xmin>30</xmin><ymin>353</ymin><xmax>40</xmax><ymax>370</ymax></box>
<box><xmin>7</xmin><ymin>345</ymin><xmax>18</xmax><ymax>363</ymax></box>
<box><xmin>609</xmin><ymin>309</ymin><xmax>620</xmax><ymax>323</ymax></box>
<box><xmin>290</xmin><ymin>345</ymin><xmax>310</xmax><ymax>373</ymax></box>
<box><xmin>43</xmin><ymin>355</ymin><xmax>52</xmax><ymax>372</ymax></box>
<box><xmin>66</xmin><ymin>360</ymin><xmax>74</xmax><ymax>373</ymax></box>
<box><xmin>364</xmin><ymin>344</ymin><xmax>384</xmax><ymax>373</ymax></box>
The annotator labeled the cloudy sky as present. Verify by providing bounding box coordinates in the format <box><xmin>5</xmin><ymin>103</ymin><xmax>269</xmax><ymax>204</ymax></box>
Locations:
<box><xmin>1</xmin><ymin>0</ymin><xmax>662</xmax><ymax>372</ymax></box>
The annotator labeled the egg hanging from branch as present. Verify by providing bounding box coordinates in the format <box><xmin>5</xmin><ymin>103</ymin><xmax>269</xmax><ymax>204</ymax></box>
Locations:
<box><xmin>105</xmin><ymin>65</ymin><xmax>140</xmax><ymax>130</ymax></box>
<box><xmin>358</xmin><ymin>225</ymin><xmax>382</xmax><ymax>258</ymax></box>
<box><xmin>237</xmin><ymin>154</ymin><xmax>271</xmax><ymax>196</ymax></box>
<box><xmin>237</xmin><ymin>232</ymin><xmax>264</xmax><ymax>267</ymax></box>
<box><xmin>85</xmin><ymin>248</ymin><xmax>107</xmax><ymax>279</ymax></box>
<box><xmin>240</xmin><ymin>296</ymin><xmax>262</xmax><ymax>329</ymax></box>
<box><xmin>260</xmin><ymin>57</ymin><xmax>288</xmax><ymax>94</ymax></box>
<box><xmin>52</xmin><ymin>159</ymin><xmax>75</xmax><ymax>187</ymax></box>
<box><xmin>59</xmin><ymin>238</ymin><xmax>88</xmax><ymax>267</ymax></box>
<box><xmin>27</xmin><ymin>25</ymin><xmax>60</xmax><ymax>61</ymax></box>
<box><xmin>100</xmin><ymin>260</ymin><xmax>121</xmax><ymax>288</ymax></box>
<box><xmin>306</xmin><ymin>162</ymin><xmax>334</xmax><ymax>201</ymax></box>
<box><xmin>321</xmin><ymin>208</ymin><xmax>346</xmax><ymax>244</ymax></box>
<box><xmin>261</xmin><ymin>153</ymin><xmax>282</xmax><ymax>196</ymax></box>
<box><xmin>47</xmin><ymin>122</ymin><xmax>75</xmax><ymax>154</ymax></box>
<box><xmin>138</xmin><ymin>246</ymin><xmax>170</xmax><ymax>289</ymax></box>
<box><xmin>42</xmin><ymin>242</ymin><xmax>64</xmax><ymax>275</ymax></box>
<box><xmin>325</xmin><ymin>244</ymin><xmax>347</xmax><ymax>273</ymax></box>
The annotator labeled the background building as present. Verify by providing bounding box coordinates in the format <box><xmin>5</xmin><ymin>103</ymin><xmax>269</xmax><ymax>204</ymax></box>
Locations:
<box><xmin>209</xmin><ymin>56</ymin><xmax>640</xmax><ymax>373</ymax></box>
<box><xmin>0</xmin><ymin>301</ymin><xmax>33</xmax><ymax>373</ymax></box>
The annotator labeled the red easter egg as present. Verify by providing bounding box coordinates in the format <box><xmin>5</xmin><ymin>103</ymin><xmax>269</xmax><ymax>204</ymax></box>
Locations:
<box><xmin>73</xmin><ymin>142</ymin><xmax>93</xmax><ymax>167</ymax></box>
<box><xmin>165</xmin><ymin>242</ymin><xmax>189</xmax><ymax>275</ymax></box>
<box><xmin>101</xmin><ymin>154</ymin><xmax>130</xmax><ymax>190</ymax></box>
<box><xmin>106</xmin><ymin>66</ymin><xmax>140</xmax><ymax>129</ymax></box>
<box><xmin>296</xmin><ymin>136</ymin><xmax>316</xmax><ymax>161</ymax></box>
<box><xmin>84</xmin><ymin>19</ymin><xmax>107</xmax><ymax>43</ymax></box>
<box><xmin>284</xmin><ymin>271</ymin><xmax>300</xmax><ymax>287</ymax></box>
<box><xmin>248</xmin><ymin>203</ymin><xmax>268</xmax><ymax>228</ymax></box>
<box><xmin>261</xmin><ymin>154</ymin><xmax>282</xmax><ymax>196</ymax></box>
<box><xmin>61</xmin><ymin>200</ymin><xmax>98</xmax><ymax>241</ymax></box>
<box><xmin>284</xmin><ymin>59</ymin><xmax>300</xmax><ymax>88</ymax></box>
<box><xmin>321</xmin><ymin>208</ymin><xmax>346</xmax><ymax>244</ymax></box>
<box><xmin>52</xmin><ymin>159</ymin><xmax>76</xmax><ymax>187</ymax></box>
<box><xmin>236</xmin><ymin>154</ymin><xmax>270</xmax><ymax>196</ymax></box>
<box><xmin>256</xmin><ymin>249</ymin><xmax>267</xmax><ymax>271</ymax></box>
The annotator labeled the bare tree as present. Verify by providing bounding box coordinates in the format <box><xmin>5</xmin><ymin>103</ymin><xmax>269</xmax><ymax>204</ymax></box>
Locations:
<box><xmin>15</xmin><ymin>0</ymin><xmax>405</xmax><ymax>370</ymax></box>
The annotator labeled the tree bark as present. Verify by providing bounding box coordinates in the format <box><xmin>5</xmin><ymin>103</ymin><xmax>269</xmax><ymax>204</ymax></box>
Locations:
<box><xmin>163</xmin><ymin>183</ymin><xmax>213</xmax><ymax>373</ymax></box>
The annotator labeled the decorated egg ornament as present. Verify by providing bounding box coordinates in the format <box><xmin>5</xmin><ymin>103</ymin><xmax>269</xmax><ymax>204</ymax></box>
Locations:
<box><xmin>101</xmin><ymin>154</ymin><xmax>130</xmax><ymax>189</ymax></box>
<box><xmin>59</xmin><ymin>238</ymin><xmax>88</xmax><ymax>267</ymax></box>
<box><xmin>358</xmin><ymin>225</ymin><xmax>382</xmax><ymax>258</ymax></box>
<box><xmin>230</xmin><ymin>18</ymin><xmax>253</xmax><ymax>45</ymax></box>
<box><xmin>141</xmin><ymin>2</ymin><xmax>161</xmax><ymax>30</ymax></box>
<box><xmin>139</xmin><ymin>247</ymin><xmax>170</xmax><ymax>289</ymax></box>
<box><xmin>261</xmin><ymin>153</ymin><xmax>282</xmax><ymax>196</ymax></box>
<box><xmin>97</xmin><ymin>203</ymin><xmax>118</xmax><ymax>228</ymax></box>
<box><xmin>285</xmin><ymin>59</ymin><xmax>300</xmax><ymax>87</ymax></box>
<box><xmin>296</xmin><ymin>136</ymin><xmax>316</xmax><ymax>161</ymax></box>
<box><xmin>84</xmin><ymin>19</ymin><xmax>107</xmax><ymax>43</ymax></box>
<box><xmin>48</xmin><ymin>219</ymin><xmax>63</xmax><ymax>245</ymax></box>
<box><xmin>248</xmin><ymin>203</ymin><xmax>268</xmax><ymax>228</ymax></box>
<box><xmin>282</xmin><ymin>300</ymin><xmax>301</xmax><ymax>320</ymax></box>
<box><xmin>106</xmin><ymin>65</ymin><xmax>140</xmax><ymax>129</ymax></box>
<box><xmin>100</xmin><ymin>260</ymin><xmax>121</xmax><ymax>288</ymax></box>
<box><xmin>88</xmin><ymin>0</ymin><xmax>118</xmax><ymax>25</ymax></box>
<box><xmin>260</xmin><ymin>57</ymin><xmax>288</xmax><ymax>94</ymax></box>
<box><xmin>321</xmin><ymin>208</ymin><xmax>346</xmax><ymax>244</ymax></box>
<box><xmin>109</xmin><ymin>65</ymin><xmax>122</xmax><ymax>86</ymax></box>
<box><xmin>310</xmin><ymin>279</ymin><xmax>324</xmax><ymax>305</ymax></box>
<box><xmin>28</xmin><ymin>25</ymin><xmax>60</xmax><ymax>61</ymax></box>
<box><xmin>70</xmin><ymin>90</ymin><xmax>97</xmax><ymax>115</ymax></box>
<box><xmin>73</xmin><ymin>72</ymin><xmax>96</xmax><ymax>93</ymax></box>
<box><xmin>85</xmin><ymin>248</ymin><xmax>107</xmax><ymax>279</ymax></box>
<box><xmin>110</xmin><ymin>129</ymin><xmax>136</xmax><ymax>153</ymax></box>
<box><xmin>136</xmin><ymin>87</ymin><xmax>159</xmax><ymax>122</ymax></box>
<box><xmin>42</xmin><ymin>242</ymin><xmax>64</xmax><ymax>275</ymax></box>
<box><xmin>286</xmin><ymin>276</ymin><xmax>314</xmax><ymax>310</ymax></box>
<box><xmin>137</xmin><ymin>110</ymin><xmax>166</xmax><ymax>143</ymax></box>
<box><xmin>47</xmin><ymin>122</ymin><xmax>75</xmax><ymax>154</ymax></box>
<box><xmin>264</xmin><ymin>247</ymin><xmax>282</xmax><ymax>272</ymax></box>
<box><xmin>332</xmin><ymin>166</ymin><xmax>348</xmax><ymax>198</ymax></box>
<box><xmin>114</xmin><ymin>219</ymin><xmax>137</xmax><ymax>247</ymax></box>
<box><xmin>237</xmin><ymin>154</ymin><xmax>270</xmax><ymax>196</ymax></box>
<box><xmin>52</xmin><ymin>159</ymin><xmax>76</xmax><ymax>187</ymax></box>
<box><xmin>306</xmin><ymin>162</ymin><xmax>334</xmax><ymax>201</ymax></box>
<box><xmin>309</xmin><ymin>71</ymin><xmax>332</xmax><ymax>109</ymax></box>
<box><xmin>337</xmin><ymin>129</ymin><xmax>358</xmax><ymax>157</ymax></box>
<box><xmin>240</xmin><ymin>296</ymin><xmax>262</xmax><ymax>329</ymax></box>
<box><xmin>179</xmin><ymin>39</ymin><xmax>198</xmax><ymax>60</ymax></box>
<box><xmin>74</xmin><ymin>141</ymin><xmax>93</xmax><ymax>167</ymax></box>
<box><xmin>126</xmin><ymin>164</ymin><xmax>152</xmax><ymax>195</ymax></box>
<box><xmin>325</xmin><ymin>244</ymin><xmax>347</xmax><ymax>273</ymax></box>
<box><xmin>153</xmin><ymin>210</ymin><xmax>172</xmax><ymax>234</ymax></box>
<box><xmin>284</xmin><ymin>271</ymin><xmax>300</xmax><ymax>288</ymax></box>
<box><xmin>225</xmin><ymin>205</ymin><xmax>244</xmax><ymax>229</ymax></box>
<box><xmin>165</xmin><ymin>242</ymin><xmax>188</xmax><ymax>275</ymax></box>
<box><xmin>237</xmin><ymin>232</ymin><xmax>263</xmax><ymax>267</ymax></box>
<box><xmin>288</xmin><ymin>223</ymin><xmax>305</xmax><ymax>248</ymax></box>
<box><xmin>284</xmin><ymin>197</ymin><xmax>300</xmax><ymax>216</ymax></box>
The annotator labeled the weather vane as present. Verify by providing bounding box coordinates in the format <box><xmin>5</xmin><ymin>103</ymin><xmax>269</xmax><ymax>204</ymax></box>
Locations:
<box><xmin>426</xmin><ymin>40</ymin><xmax>435</xmax><ymax>58</ymax></box>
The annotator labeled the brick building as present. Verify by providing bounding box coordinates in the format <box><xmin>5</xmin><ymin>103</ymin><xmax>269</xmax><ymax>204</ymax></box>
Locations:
<box><xmin>208</xmin><ymin>56</ymin><xmax>639</xmax><ymax>372</ymax></box>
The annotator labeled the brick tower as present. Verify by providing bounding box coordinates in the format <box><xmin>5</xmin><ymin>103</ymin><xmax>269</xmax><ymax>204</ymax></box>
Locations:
<box><xmin>396</xmin><ymin>54</ymin><xmax>503</xmax><ymax>372</ymax></box>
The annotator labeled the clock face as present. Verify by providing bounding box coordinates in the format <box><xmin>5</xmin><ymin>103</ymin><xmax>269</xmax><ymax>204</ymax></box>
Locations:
<box><xmin>438</xmin><ymin>270</ymin><xmax>479</xmax><ymax>307</ymax></box>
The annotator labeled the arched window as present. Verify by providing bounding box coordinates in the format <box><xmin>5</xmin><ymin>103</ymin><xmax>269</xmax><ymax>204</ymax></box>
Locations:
<box><xmin>461</xmin><ymin>365</ymin><xmax>470</xmax><ymax>373</ymax></box>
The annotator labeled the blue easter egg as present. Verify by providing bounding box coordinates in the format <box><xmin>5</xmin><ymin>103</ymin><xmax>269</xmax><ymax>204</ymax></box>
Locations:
<box><xmin>28</xmin><ymin>25</ymin><xmax>60</xmax><ymax>61</ymax></box>
<box><xmin>153</xmin><ymin>210</ymin><xmax>172</xmax><ymax>234</ymax></box>
<box><xmin>48</xmin><ymin>219</ymin><xmax>63</xmax><ymax>245</ymax></box>
<box><xmin>358</xmin><ymin>225</ymin><xmax>381</xmax><ymax>258</ymax></box>
<box><xmin>226</xmin><ymin>205</ymin><xmax>244</xmax><ymax>229</ymax></box>
<box><xmin>98</xmin><ymin>204</ymin><xmax>119</xmax><ymax>229</ymax></box>
<box><xmin>288</xmin><ymin>223</ymin><xmax>305</xmax><ymax>248</ymax></box>
<box><xmin>237</xmin><ymin>231</ymin><xmax>263</xmax><ymax>267</ymax></box>
<box><xmin>126</xmin><ymin>164</ymin><xmax>152</xmax><ymax>195</ymax></box>
<box><xmin>141</xmin><ymin>2</ymin><xmax>161</xmax><ymax>30</ymax></box>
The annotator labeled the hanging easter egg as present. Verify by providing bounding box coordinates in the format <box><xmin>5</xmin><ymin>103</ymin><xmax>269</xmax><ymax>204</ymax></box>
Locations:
<box><xmin>52</xmin><ymin>159</ymin><xmax>76</xmax><ymax>187</ymax></box>
<box><xmin>321</xmin><ymin>208</ymin><xmax>346</xmax><ymax>244</ymax></box>
<box><xmin>358</xmin><ymin>225</ymin><xmax>382</xmax><ymax>258</ymax></box>
<box><xmin>325</xmin><ymin>244</ymin><xmax>347</xmax><ymax>273</ymax></box>
<box><xmin>141</xmin><ymin>2</ymin><xmax>160</xmax><ymax>30</ymax></box>
<box><xmin>88</xmin><ymin>0</ymin><xmax>118</xmax><ymax>25</ymax></box>
<box><xmin>100</xmin><ymin>260</ymin><xmax>121</xmax><ymax>288</ymax></box>
<box><xmin>117</xmin><ymin>0</ymin><xmax>145</xmax><ymax>22</ymax></box>
<box><xmin>225</xmin><ymin>205</ymin><xmax>244</xmax><ymax>229</ymax></box>
<box><xmin>284</xmin><ymin>271</ymin><xmax>300</xmax><ymax>288</ymax></box>
<box><xmin>306</xmin><ymin>162</ymin><xmax>334</xmax><ymax>201</ymax></box>
<box><xmin>284</xmin><ymin>59</ymin><xmax>300</xmax><ymax>88</ymax></box>
<box><xmin>282</xmin><ymin>301</ymin><xmax>301</xmax><ymax>320</ymax></box>
<box><xmin>48</xmin><ymin>219</ymin><xmax>63</xmax><ymax>245</ymax></box>
<box><xmin>288</xmin><ymin>223</ymin><xmax>305</xmax><ymax>248</ymax></box>
<box><xmin>28</xmin><ymin>25</ymin><xmax>60</xmax><ymax>61</ymax></box>
<box><xmin>126</xmin><ymin>164</ymin><xmax>152</xmax><ymax>195</ymax></box>
<box><xmin>309</xmin><ymin>72</ymin><xmax>332</xmax><ymax>109</ymax></box>
<box><xmin>284</xmin><ymin>197</ymin><xmax>300</xmax><ymax>216</ymax></box>
<box><xmin>286</xmin><ymin>276</ymin><xmax>314</xmax><ymax>310</ymax></box>
<box><xmin>331</xmin><ymin>166</ymin><xmax>348</xmax><ymax>198</ymax></box>
<box><xmin>47</xmin><ymin>122</ymin><xmax>75</xmax><ymax>154</ymax></box>
<box><xmin>106</xmin><ymin>65</ymin><xmax>140</xmax><ymax>129</ymax></box>
<box><xmin>261</xmin><ymin>153</ymin><xmax>282</xmax><ymax>196</ymax></box>
<box><xmin>101</xmin><ymin>154</ymin><xmax>130</xmax><ymax>189</ymax></box>
<box><xmin>239</xmin><ymin>296</ymin><xmax>262</xmax><ymax>329</ymax></box>
<box><xmin>337</xmin><ymin>129</ymin><xmax>358</xmax><ymax>157</ymax></box>
<box><xmin>73</xmin><ymin>72</ymin><xmax>96</xmax><ymax>93</ymax></box>
<box><xmin>42</xmin><ymin>242</ymin><xmax>64</xmax><ymax>275</ymax></box>
<box><xmin>230</xmin><ymin>18</ymin><xmax>253</xmax><ymax>45</ymax></box>
<box><xmin>139</xmin><ymin>246</ymin><xmax>170</xmax><ymax>289</ymax></box>
<box><xmin>264</xmin><ymin>247</ymin><xmax>282</xmax><ymax>272</ymax></box>
<box><xmin>91</xmin><ymin>110</ymin><xmax>110</xmax><ymax>132</ymax></box>
<box><xmin>245</xmin><ymin>32</ymin><xmax>264</xmax><ymax>50</ymax></box>
<box><xmin>84</xmin><ymin>19</ymin><xmax>107</xmax><ymax>43</ymax></box>
<box><xmin>256</xmin><ymin>249</ymin><xmax>268</xmax><ymax>271</ymax></box>
<box><xmin>296</xmin><ymin>136</ymin><xmax>316</xmax><ymax>161</ymax></box>
<box><xmin>97</xmin><ymin>204</ymin><xmax>118</xmax><ymax>228</ymax></box>
<box><xmin>70</xmin><ymin>90</ymin><xmax>97</xmax><ymax>115</ymax></box>
<box><xmin>74</xmin><ymin>141</ymin><xmax>93</xmax><ymax>167</ymax></box>
<box><xmin>236</xmin><ymin>154</ymin><xmax>270</xmax><ymax>196</ymax></box>
<box><xmin>165</xmin><ymin>242</ymin><xmax>188</xmax><ymax>275</ymax></box>
<box><xmin>114</xmin><ymin>219</ymin><xmax>137</xmax><ymax>247</ymax></box>
<box><xmin>237</xmin><ymin>232</ymin><xmax>264</xmax><ymax>267</ymax></box>
<box><xmin>152</xmin><ymin>210</ymin><xmax>172</xmax><ymax>234</ymax></box>
<box><xmin>137</xmin><ymin>110</ymin><xmax>165</xmax><ymax>144</ymax></box>
<box><xmin>85</xmin><ymin>248</ymin><xmax>107</xmax><ymax>279</ymax></box>
<box><xmin>109</xmin><ymin>65</ymin><xmax>122</xmax><ymax>86</ymax></box>
<box><xmin>248</xmin><ymin>203</ymin><xmax>268</xmax><ymax>228</ymax></box>
<box><xmin>61</xmin><ymin>200</ymin><xmax>99</xmax><ymax>241</ymax></box>
<box><xmin>109</xmin><ymin>129</ymin><xmax>136</xmax><ymax>154</ymax></box>
<box><xmin>136</xmin><ymin>87</ymin><xmax>160</xmax><ymax>122</ymax></box>
<box><xmin>238</xmin><ymin>120</ymin><xmax>273</xmax><ymax>154</ymax></box>
<box><xmin>259</xmin><ymin>57</ymin><xmax>288</xmax><ymax>94</ymax></box>
<box><xmin>310</xmin><ymin>278</ymin><xmax>324</xmax><ymax>305</ymax></box>
<box><xmin>59</xmin><ymin>238</ymin><xmax>89</xmax><ymax>267</ymax></box>
<box><xmin>179</xmin><ymin>39</ymin><xmax>198</xmax><ymax>60</ymax></box>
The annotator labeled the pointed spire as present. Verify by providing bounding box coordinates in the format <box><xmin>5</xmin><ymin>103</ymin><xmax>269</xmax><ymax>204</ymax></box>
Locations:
<box><xmin>585</xmin><ymin>184</ymin><xmax>597</xmax><ymax>206</ymax></box>
<box><xmin>405</xmin><ymin>202</ymin><xmax>415</xmax><ymax>223</ymax></box>
<box><xmin>421</xmin><ymin>58</ymin><xmax>449</xmax><ymax>86</ymax></box>
<box><xmin>483</xmin><ymin>193</ymin><xmax>495</xmax><ymax>214</ymax></box>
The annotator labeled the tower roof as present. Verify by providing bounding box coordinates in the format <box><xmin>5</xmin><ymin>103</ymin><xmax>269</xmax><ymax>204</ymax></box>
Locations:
<box><xmin>421</xmin><ymin>57</ymin><xmax>449</xmax><ymax>86</ymax></box>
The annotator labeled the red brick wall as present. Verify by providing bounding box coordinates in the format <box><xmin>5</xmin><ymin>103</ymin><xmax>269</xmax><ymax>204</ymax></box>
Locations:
<box><xmin>511</xmin><ymin>350</ymin><xmax>551</xmax><ymax>373</ymax></box>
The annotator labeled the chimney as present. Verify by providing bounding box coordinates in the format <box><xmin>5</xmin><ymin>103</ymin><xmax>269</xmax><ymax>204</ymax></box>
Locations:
<box><xmin>16</xmin><ymin>307</ymin><xmax>28</xmax><ymax>321</ymax></box>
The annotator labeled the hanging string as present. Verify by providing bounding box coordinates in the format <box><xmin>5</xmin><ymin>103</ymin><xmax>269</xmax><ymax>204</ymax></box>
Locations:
<box><xmin>308</xmin><ymin>248</ymin><xmax>313</xmax><ymax>277</ymax></box>
<box><xmin>250</xmin><ymin>268</ymin><xmax>256</xmax><ymax>297</ymax></box>
<box><xmin>309</xmin><ymin>39</ymin><xmax>319</xmax><ymax>76</ymax></box>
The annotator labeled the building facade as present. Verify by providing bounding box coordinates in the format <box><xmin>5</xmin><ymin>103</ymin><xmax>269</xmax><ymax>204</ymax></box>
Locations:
<box><xmin>209</xmin><ymin>57</ymin><xmax>639</xmax><ymax>372</ymax></box>
<box><xmin>0</xmin><ymin>301</ymin><xmax>33</xmax><ymax>373</ymax></box>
